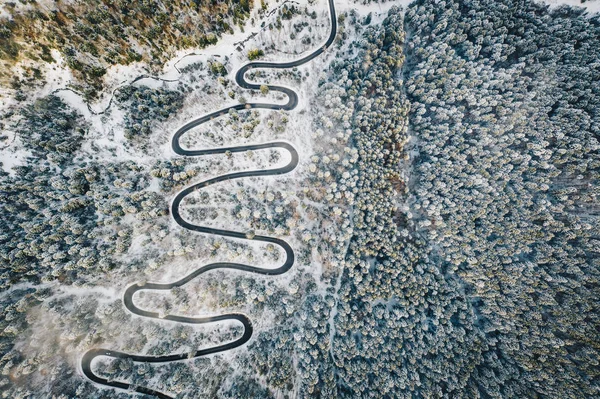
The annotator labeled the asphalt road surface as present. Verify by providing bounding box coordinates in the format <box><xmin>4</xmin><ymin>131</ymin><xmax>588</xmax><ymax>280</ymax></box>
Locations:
<box><xmin>82</xmin><ymin>0</ymin><xmax>337</xmax><ymax>397</ymax></box>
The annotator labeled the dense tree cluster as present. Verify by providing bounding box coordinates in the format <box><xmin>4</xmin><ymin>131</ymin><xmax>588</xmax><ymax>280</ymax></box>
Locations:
<box><xmin>221</xmin><ymin>375</ymin><xmax>274</xmax><ymax>399</ymax></box>
<box><xmin>266</xmin><ymin>3</ymin><xmax>600</xmax><ymax>397</ymax></box>
<box><xmin>116</xmin><ymin>86</ymin><xmax>183</xmax><ymax>143</ymax></box>
<box><xmin>0</xmin><ymin>0</ymin><xmax>252</xmax><ymax>97</ymax></box>
<box><xmin>309</xmin><ymin>8</ymin><xmax>483</xmax><ymax>398</ymax></box>
<box><xmin>247</xmin><ymin>48</ymin><xmax>265</xmax><ymax>60</ymax></box>
<box><xmin>0</xmin><ymin>95</ymin><xmax>171</xmax><ymax>290</ymax></box>
<box><xmin>16</xmin><ymin>95</ymin><xmax>86</xmax><ymax>165</ymax></box>
<box><xmin>402</xmin><ymin>0</ymin><xmax>600</xmax><ymax>397</ymax></box>
<box><xmin>3</xmin><ymin>2</ymin><xmax>600</xmax><ymax>397</ymax></box>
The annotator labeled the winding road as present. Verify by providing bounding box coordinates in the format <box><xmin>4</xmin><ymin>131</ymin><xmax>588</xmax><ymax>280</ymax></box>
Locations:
<box><xmin>81</xmin><ymin>0</ymin><xmax>337</xmax><ymax>397</ymax></box>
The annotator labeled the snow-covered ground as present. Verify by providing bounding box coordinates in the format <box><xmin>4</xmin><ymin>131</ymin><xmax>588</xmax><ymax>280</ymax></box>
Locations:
<box><xmin>6</xmin><ymin>0</ymin><xmax>598</xmax><ymax>339</ymax></box>
<box><xmin>88</xmin><ymin>0</ymin><xmax>373</xmax><ymax>361</ymax></box>
<box><xmin>541</xmin><ymin>0</ymin><xmax>600</xmax><ymax>12</ymax></box>
<box><xmin>10</xmin><ymin>0</ymin><xmax>600</xmax><ymax>394</ymax></box>
<box><xmin>1</xmin><ymin>1</ymin><xmax>373</xmax><ymax>386</ymax></box>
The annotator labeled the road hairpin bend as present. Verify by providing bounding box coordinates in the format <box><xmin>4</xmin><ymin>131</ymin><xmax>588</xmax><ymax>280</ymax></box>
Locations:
<box><xmin>81</xmin><ymin>0</ymin><xmax>337</xmax><ymax>397</ymax></box>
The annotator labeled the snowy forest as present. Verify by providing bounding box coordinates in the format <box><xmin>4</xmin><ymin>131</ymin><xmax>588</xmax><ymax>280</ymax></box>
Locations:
<box><xmin>0</xmin><ymin>0</ymin><xmax>599</xmax><ymax>398</ymax></box>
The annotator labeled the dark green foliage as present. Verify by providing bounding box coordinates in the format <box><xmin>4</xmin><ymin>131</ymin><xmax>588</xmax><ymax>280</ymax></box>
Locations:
<box><xmin>247</xmin><ymin>48</ymin><xmax>265</xmax><ymax>60</ymax></box>
<box><xmin>210</xmin><ymin>61</ymin><xmax>228</xmax><ymax>76</ymax></box>
<box><xmin>403</xmin><ymin>0</ymin><xmax>600</xmax><ymax>397</ymax></box>
<box><xmin>247</xmin><ymin>331</ymin><xmax>296</xmax><ymax>392</ymax></box>
<box><xmin>0</xmin><ymin>96</ymin><xmax>166</xmax><ymax>289</ymax></box>
<box><xmin>280</xmin><ymin>4</ymin><xmax>298</xmax><ymax>20</ymax></box>
<box><xmin>19</xmin><ymin>95</ymin><xmax>86</xmax><ymax>164</ymax></box>
<box><xmin>2</xmin><ymin>2</ymin><xmax>600</xmax><ymax>398</ymax></box>
<box><xmin>116</xmin><ymin>86</ymin><xmax>183</xmax><ymax>141</ymax></box>
<box><xmin>308</xmin><ymin>2</ymin><xmax>600</xmax><ymax>398</ymax></box>
<box><xmin>325</xmin><ymin>9</ymin><xmax>484</xmax><ymax>398</ymax></box>
<box><xmin>221</xmin><ymin>375</ymin><xmax>275</xmax><ymax>399</ymax></box>
<box><xmin>363</xmin><ymin>12</ymin><xmax>372</xmax><ymax>25</ymax></box>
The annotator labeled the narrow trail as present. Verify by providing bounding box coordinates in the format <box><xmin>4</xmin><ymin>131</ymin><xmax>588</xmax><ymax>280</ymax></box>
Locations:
<box><xmin>81</xmin><ymin>1</ymin><xmax>337</xmax><ymax>397</ymax></box>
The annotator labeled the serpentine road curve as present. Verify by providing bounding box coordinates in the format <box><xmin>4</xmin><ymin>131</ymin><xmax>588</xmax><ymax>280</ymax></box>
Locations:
<box><xmin>81</xmin><ymin>0</ymin><xmax>337</xmax><ymax>397</ymax></box>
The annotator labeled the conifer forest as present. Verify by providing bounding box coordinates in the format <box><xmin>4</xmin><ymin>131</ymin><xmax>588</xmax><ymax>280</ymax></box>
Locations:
<box><xmin>0</xmin><ymin>0</ymin><xmax>599</xmax><ymax>398</ymax></box>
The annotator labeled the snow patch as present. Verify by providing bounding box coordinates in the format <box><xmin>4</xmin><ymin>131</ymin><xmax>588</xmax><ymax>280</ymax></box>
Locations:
<box><xmin>540</xmin><ymin>0</ymin><xmax>600</xmax><ymax>13</ymax></box>
<box><xmin>0</xmin><ymin>138</ymin><xmax>31</xmax><ymax>175</ymax></box>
